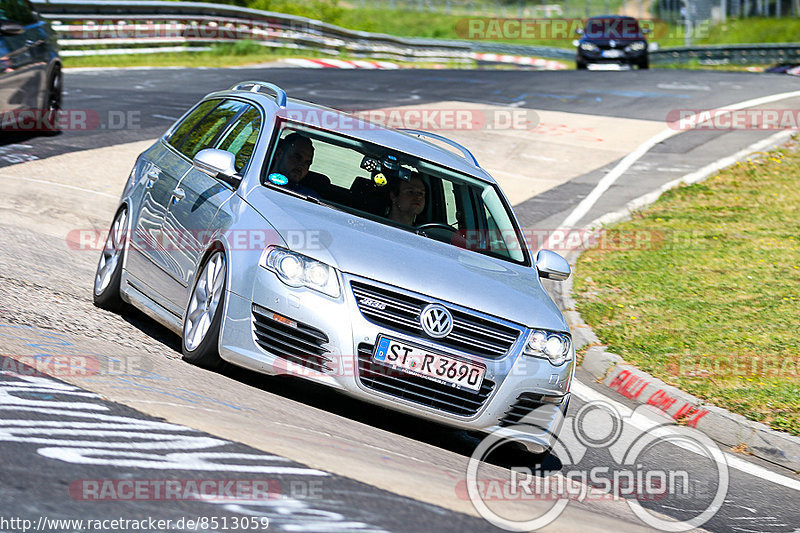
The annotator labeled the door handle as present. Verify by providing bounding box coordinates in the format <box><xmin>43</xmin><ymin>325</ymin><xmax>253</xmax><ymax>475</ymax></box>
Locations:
<box><xmin>171</xmin><ymin>188</ymin><xmax>185</xmax><ymax>202</ymax></box>
<box><xmin>145</xmin><ymin>169</ymin><xmax>159</xmax><ymax>188</ymax></box>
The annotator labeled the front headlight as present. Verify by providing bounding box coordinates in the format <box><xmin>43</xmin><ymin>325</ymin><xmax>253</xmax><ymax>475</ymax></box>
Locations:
<box><xmin>579</xmin><ymin>42</ymin><xmax>599</xmax><ymax>52</ymax></box>
<box><xmin>524</xmin><ymin>329</ymin><xmax>572</xmax><ymax>366</ymax></box>
<box><xmin>627</xmin><ymin>41</ymin><xmax>646</xmax><ymax>51</ymax></box>
<box><xmin>260</xmin><ymin>246</ymin><xmax>341</xmax><ymax>298</ymax></box>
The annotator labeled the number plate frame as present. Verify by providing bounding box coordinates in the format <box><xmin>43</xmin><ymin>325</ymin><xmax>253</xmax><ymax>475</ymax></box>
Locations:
<box><xmin>372</xmin><ymin>335</ymin><xmax>486</xmax><ymax>392</ymax></box>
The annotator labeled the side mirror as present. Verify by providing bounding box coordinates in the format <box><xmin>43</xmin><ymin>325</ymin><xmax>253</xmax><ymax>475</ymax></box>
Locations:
<box><xmin>535</xmin><ymin>250</ymin><xmax>571</xmax><ymax>281</ymax></box>
<box><xmin>575</xmin><ymin>28</ymin><xmax>584</xmax><ymax>35</ymax></box>
<box><xmin>193</xmin><ymin>149</ymin><xmax>241</xmax><ymax>189</ymax></box>
<box><xmin>642</xmin><ymin>27</ymin><xmax>651</xmax><ymax>35</ymax></box>
<box><xmin>0</xmin><ymin>21</ymin><xmax>25</xmax><ymax>35</ymax></box>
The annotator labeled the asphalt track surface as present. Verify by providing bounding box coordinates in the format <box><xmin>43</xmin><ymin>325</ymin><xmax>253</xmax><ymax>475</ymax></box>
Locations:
<box><xmin>2</xmin><ymin>67</ymin><xmax>800</xmax><ymax>533</ymax></box>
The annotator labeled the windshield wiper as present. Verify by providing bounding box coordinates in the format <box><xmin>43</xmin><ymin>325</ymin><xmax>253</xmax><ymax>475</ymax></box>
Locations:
<box><xmin>264</xmin><ymin>182</ymin><xmax>347</xmax><ymax>212</ymax></box>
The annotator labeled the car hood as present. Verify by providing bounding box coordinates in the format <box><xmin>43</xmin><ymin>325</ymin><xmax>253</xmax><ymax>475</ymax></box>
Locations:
<box><xmin>246</xmin><ymin>189</ymin><xmax>568</xmax><ymax>332</ymax></box>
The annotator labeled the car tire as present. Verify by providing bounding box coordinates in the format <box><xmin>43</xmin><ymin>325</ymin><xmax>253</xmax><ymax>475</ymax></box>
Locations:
<box><xmin>182</xmin><ymin>249</ymin><xmax>227</xmax><ymax>369</ymax></box>
<box><xmin>40</xmin><ymin>64</ymin><xmax>62</xmax><ymax>135</ymax></box>
<box><xmin>638</xmin><ymin>57</ymin><xmax>649</xmax><ymax>69</ymax></box>
<box><xmin>576</xmin><ymin>60</ymin><xmax>588</xmax><ymax>70</ymax></box>
<box><xmin>93</xmin><ymin>207</ymin><xmax>128</xmax><ymax>312</ymax></box>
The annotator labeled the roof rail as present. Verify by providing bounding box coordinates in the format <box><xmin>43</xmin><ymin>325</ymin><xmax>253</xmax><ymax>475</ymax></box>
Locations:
<box><xmin>400</xmin><ymin>129</ymin><xmax>480</xmax><ymax>168</ymax></box>
<box><xmin>230</xmin><ymin>81</ymin><xmax>287</xmax><ymax>108</ymax></box>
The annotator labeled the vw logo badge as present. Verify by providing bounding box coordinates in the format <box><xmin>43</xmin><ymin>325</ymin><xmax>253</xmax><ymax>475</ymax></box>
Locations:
<box><xmin>609</xmin><ymin>39</ymin><xmax>616</xmax><ymax>48</ymax></box>
<box><xmin>420</xmin><ymin>303</ymin><xmax>454</xmax><ymax>338</ymax></box>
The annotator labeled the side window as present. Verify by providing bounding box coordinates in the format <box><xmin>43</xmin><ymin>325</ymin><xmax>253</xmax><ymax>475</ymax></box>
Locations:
<box><xmin>175</xmin><ymin>100</ymin><xmax>249</xmax><ymax>160</ymax></box>
<box><xmin>215</xmin><ymin>105</ymin><xmax>261</xmax><ymax>173</ymax></box>
<box><xmin>0</xmin><ymin>0</ymin><xmax>36</xmax><ymax>24</ymax></box>
<box><xmin>167</xmin><ymin>100</ymin><xmax>220</xmax><ymax>153</ymax></box>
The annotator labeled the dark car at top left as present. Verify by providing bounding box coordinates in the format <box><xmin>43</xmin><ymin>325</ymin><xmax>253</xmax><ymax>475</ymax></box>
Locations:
<box><xmin>0</xmin><ymin>0</ymin><xmax>61</xmax><ymax>133</ymax></box>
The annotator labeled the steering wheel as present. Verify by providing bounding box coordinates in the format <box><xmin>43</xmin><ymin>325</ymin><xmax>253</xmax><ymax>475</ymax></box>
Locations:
<box><xmin>415</xmin><ymin>222</ymin><xmax>458</xmax><ymax>234</ymax></box>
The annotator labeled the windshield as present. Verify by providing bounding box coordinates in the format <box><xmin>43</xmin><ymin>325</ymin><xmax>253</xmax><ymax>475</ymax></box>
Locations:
<box><xmin>584</xmin><ymin>17</ymin><xmax>642</xmax><ymax>39</ymax></box>
<box><xmin>263</xmin><ymin>122</ymin><xmax>528</xmax><ymax>264</ymax></box>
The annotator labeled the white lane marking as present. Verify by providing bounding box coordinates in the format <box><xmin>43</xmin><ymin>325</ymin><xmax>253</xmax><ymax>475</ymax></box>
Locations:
<box><xmin>555</xmin><ymin>89</ymin><xmax>800</xmax><ymax>233</ymax></box>
<box><xmin>0</xmin><ymin>374</ymin><xmax>329</xmax><ymax>475</ymax></box>
<box><xmin>124</xmin><ymin>399</ymin><xmax>247</xmax><ymax>414</ymax></box>
<box><xmin>0</xmin><ymin>173</ymin><xmax>118</xmax><ymax>198</ymax></box>
<box><xmin>521</xmin><ymin>153</ymin><xmax>559</xmax><ymax>162</ymax></box>
<box><xmin>65</xmin><ymin>66</ymin><xmax>190</xmax><ymax>72</ymax></box>
<box><xmin>589</xmin><ymin>129</ymin><xmax>795</xmax><ymax>229</ymax></box>
<box><xmin>657</xmin><ymin>83</ymin><xmax>711</xmax><ymax>91</ymax></box>
<box><xmin>572</xmin><ymin>380</ymin><xmax>800</xmax><ymax>492</ymax></box>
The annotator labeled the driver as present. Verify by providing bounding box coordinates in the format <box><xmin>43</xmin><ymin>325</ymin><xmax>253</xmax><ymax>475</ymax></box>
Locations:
<box><xmin>271</xmin><ymin>133</ymin><xmax>320</xmax><ymax>196</ymax></box>
<box><xmin>387</xmin><ymin>174</ymin><xmax>426</xmax><ymax>226</ymax></box>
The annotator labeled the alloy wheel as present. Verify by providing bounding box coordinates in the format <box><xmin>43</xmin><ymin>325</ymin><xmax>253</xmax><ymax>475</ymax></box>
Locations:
<box><xmin>184</xmin><ymin>252</ymin><xmax>226</xmax><ymax>352</ymax></box>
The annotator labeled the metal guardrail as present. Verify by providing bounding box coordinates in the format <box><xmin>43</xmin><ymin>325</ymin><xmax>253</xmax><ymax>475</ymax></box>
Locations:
<box><xmin>650</xmin><ymin>43</ymin><xmax>800</xmax><ymax>65</ymax></box>
<box><xmin>31</xmin><ymin>0</ymin><xmax>798</xmax><ymax>66</ymax></box>
<box><xmin>31</xmin><ymin>0</ymin><xmax>474</xmax><ymax>62</ymax></box>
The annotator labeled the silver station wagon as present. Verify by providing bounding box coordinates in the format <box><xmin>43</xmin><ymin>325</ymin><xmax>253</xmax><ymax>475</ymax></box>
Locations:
<box><xmin>94</xmin><ymin>81</ymin><xmax>575</xmax><ymax>454</ymax></box>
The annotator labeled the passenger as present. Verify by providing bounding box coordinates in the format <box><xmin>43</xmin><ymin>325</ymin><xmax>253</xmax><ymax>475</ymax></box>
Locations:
<box><xmin>387</xmin><ymin>174</ymin><xmax>426</xmax><ymax>226</ymax></box>
<box><xmin>271</xmin><ymin>133</ymin><xmax>321</xmax><ymax>196</ymax></box>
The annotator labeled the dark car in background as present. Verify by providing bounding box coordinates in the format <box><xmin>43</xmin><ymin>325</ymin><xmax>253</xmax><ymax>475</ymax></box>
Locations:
<box><xmin>575</xmin><ymin>15</ymin><xmax>649</xmax><ymax>70</ymax></box>
<box><xmin>0</xmin><ymin>0</ymin><xmax>61</xmax><ymax>132</ymax></box>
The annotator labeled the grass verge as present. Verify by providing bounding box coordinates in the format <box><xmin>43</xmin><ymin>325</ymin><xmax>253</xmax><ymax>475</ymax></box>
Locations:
<box><xmin>572</xmin><ymin>139</ymin><xmax>800</xmax><ymax>436</ymax></box>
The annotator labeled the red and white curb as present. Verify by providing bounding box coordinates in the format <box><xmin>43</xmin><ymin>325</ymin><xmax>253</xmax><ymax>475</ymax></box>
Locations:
<box><xmin>473</xmin><ymin>52</ymin><xmax>567</xmax><ymax>70</ymax></box>
<box><xmin>281</xmin><ymin>58</ymin><xmax>400</xmax><ymax>69</ymax></box>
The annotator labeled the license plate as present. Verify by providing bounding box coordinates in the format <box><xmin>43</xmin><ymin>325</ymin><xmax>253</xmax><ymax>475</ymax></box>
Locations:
<box><xmin>602</xmin><ymin>50</ymin><xmax>623</xmax><ymax>58</ymax></box>
<box><xmin>373</xmin><ymin>336</ymin><xmax>486</xmax><ymax>392</ymax></box>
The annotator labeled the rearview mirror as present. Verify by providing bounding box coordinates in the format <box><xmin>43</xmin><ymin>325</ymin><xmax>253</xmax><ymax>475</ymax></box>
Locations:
<box><xmin>0</xmin><ymin>21</ymin><xmax>24</xmax><ymax>35</ymax></box>
<box><xmin>193</xmin><ymin>149</ymin><xmax>241</xmax><ymax>189</ymax></box>
<box><xmin>535</xmin><ymin>250</ymin><xmax>571</xmax><ymax>281</ymax></box>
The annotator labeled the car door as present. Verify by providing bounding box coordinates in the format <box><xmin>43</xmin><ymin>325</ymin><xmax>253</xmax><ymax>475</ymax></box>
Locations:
<box><xmin>126</xmin><ymin>98</ymin><xmax>222</xmax><ymax>312</ymax></box>
<box><xmin>0</xmin><ymin>0</ymin><xmax>40</xmax><ymax>111</ymax></box>
<box><xmin>152</xmin><ymin>99</ymin><xmax>256</xmax><ymax>311</ymax></box>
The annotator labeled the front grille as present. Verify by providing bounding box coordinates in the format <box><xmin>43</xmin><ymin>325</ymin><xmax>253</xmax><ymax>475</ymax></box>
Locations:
<box><xmin>498</xmin><ymin>393</ymin><xmax>560</xmax><ymax>427</ymax></box>
<box><xmin>252</xmin><ymin>304</ymin><xmax>332</xmax><ymax>373</ymax></box>
<box><xmin>357</xmin><ymin>343</ymin><xmax>494</xmax><ymax>416</ymax></box>
<box><xmin>351</xmin><ymin>281</ymin><xmax>521</xmax><ymax>359</ymax></box>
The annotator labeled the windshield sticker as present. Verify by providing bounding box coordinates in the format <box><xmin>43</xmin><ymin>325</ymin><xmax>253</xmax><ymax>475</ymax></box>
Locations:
<box><xmin>268</xmin><ymin>173</ymin><xmax>289</xmax><ymax>186</ymax></box>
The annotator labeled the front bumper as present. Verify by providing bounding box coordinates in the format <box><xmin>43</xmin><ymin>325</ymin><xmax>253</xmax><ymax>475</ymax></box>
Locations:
<box><xmin>578</xmin><ymin>48</ymin><xmax>647</xmax><ymax>64</ymax></box>
<box><xmin>219</xmin><ymin>270</ymin><xmax>574</xmax><ymax>448</ymax></box>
